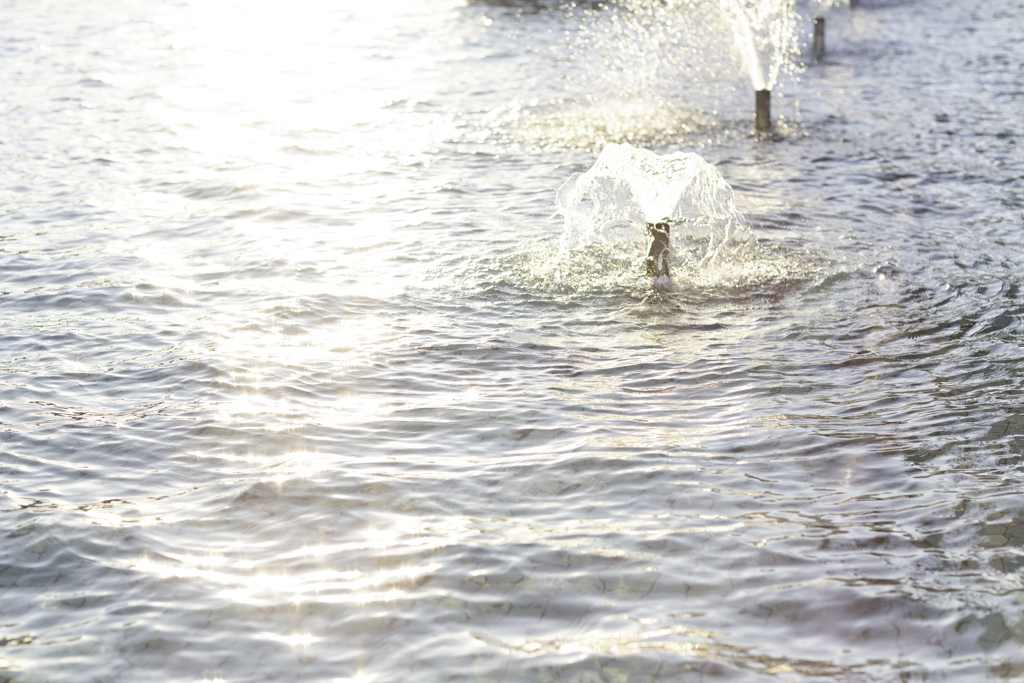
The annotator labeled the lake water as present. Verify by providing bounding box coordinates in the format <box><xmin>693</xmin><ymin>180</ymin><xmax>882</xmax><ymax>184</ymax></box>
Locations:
<box><xmin>2</xmin><ymin>0</ymin><xmax>1024</xmax><ymax>680</ymax></box>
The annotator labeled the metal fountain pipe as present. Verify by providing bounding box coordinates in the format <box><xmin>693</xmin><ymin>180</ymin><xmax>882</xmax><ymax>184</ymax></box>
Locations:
<box><xmin>755</xmin><ymin>89</ymin><xmax>771</xmax><ymax>132</ymax></box>
<box><xmin>813</xmin><ymin>17</ymin><xmax>825</xmax><ymax>54</ymax></box>
<box><xmin>645</xmin><ymin>221</ymin><xmax>671</xmax><ymax>278</ymax></box>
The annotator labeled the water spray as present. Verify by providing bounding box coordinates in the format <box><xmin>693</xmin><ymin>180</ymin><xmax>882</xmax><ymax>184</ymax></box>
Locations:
<box><xmin>555</xmin><ymin>144</ymin><xmax>754</xmax><ymax>285</ymax></box>
<box><xmin>755</xmin><ymin>89</ymin><xmax>771</xmax><ymax>131</ymax></box>
<box><xmin>813</xmin><ymin>17</ymin><xmax>825</xmax><ymax>54</ymax></box>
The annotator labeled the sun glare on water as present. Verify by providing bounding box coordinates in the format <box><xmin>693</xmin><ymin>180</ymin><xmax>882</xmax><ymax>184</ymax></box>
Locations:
<box><xmin>135</xmin><ymin>0</ymin><xmax>472</xmax><ymax>439</ymax></box>
<box><xmin>152</xmin><ymin>0</ymin><xmax>459</xmax><ymax>178</ymax></box>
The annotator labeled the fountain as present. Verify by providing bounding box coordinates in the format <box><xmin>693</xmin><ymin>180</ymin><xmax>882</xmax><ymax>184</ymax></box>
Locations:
<box><xmin>503</xmin><ymin>0</ymin><xmax>808</xmax><ymax>145</ymax></box>
<box><xmin>555</xmin><ymin>143</ymin><xmax>753</xmax><ymax>284</ymax></box>
<box><xmin>716</xmin><ymin>0</ymin><xmax>800</xmax><ymax>131</ymax></box>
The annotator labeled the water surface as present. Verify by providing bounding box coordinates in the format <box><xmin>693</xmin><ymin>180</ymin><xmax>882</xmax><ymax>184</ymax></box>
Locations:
<box><xmin>2</xmin><ymin>0</ymin><xmax>1024</xmax><ymax>681</ymax></box>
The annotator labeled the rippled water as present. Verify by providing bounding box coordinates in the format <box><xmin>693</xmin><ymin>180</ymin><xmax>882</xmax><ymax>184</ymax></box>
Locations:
<box><xmin>2</xmin><ymin>0</ymin><xmax>1024</xmax><ymax>680</ymax></box>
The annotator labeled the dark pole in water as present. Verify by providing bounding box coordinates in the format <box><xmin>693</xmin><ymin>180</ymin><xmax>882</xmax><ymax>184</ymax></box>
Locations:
<box><xmin>645</xmin><ymin>221</ymin><xmax>670</xmax><ymax>279</ymax></box>
<box><xmin>755</xmin><ymin>89</ymin><xmax>771</xmax><ymax>132</ymax></box>
<box><xmin>813</xmin><ymin>17</ymin><xmax>825</xmax><ymax>54</ymax></box>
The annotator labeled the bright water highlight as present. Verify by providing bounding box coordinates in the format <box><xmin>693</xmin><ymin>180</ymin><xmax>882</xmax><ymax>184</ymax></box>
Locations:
<box><xmin>2</xmin><ymin>0</ymin><xmax>1024</xmax><ymax>681</ymax></box>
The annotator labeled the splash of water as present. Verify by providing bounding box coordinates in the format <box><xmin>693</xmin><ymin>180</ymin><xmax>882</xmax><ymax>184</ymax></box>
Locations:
<box><xmin>717</xmin><ymin>0</ymin><xmax>800</xmax><ymax>91</ymax></box>
<box><xmin>552</xmin><ymin>143</ymin><xmax>754</xmax><ymax>285</ymax></box>
<box><xmin>485</xmin><ymin>0</ymin><xmax>745</xmax><ymax>152</ymax></box>
<box><xmin>512</xmin><ymin>143</ymin><xmax>825</xmax><ymax>297</ymax></box>
<box><xmin>487</xmin><ymin>0</ymin><xmax>805</xmax><ymax>151</ymax></box>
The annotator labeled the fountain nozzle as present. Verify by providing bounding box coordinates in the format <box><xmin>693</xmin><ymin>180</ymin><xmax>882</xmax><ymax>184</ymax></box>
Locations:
<box><xmin>755</xmin><ymin>90</ymin><xmax>771</xmax><ymax>132</ymax></box>
<box><xmin>813</xmin><ymin>17</ymin><xmax>825</xmax><ymax>54</ymax></box>
<box><xmin>645</xmin><ymin>221</ymin><xmax>671</xmax><ymax>279</ymax></box>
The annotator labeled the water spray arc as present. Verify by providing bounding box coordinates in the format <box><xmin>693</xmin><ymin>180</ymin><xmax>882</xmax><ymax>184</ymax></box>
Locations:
<box><xmin>555</xmin><ymin>144</ymin><xmax>754</xmax><ymax>284</ymax></box>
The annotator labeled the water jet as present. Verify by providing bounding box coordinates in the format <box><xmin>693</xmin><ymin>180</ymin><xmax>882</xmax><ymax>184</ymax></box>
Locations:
<box><xmin>813</xmin><ymin>17</ymin><xmax>825</xmax><ymax>54</ymax></box>
<box><xmin>755</xmin><ymin>89</ymin><xmax>771</xmax><ymax>131</ymax></box>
